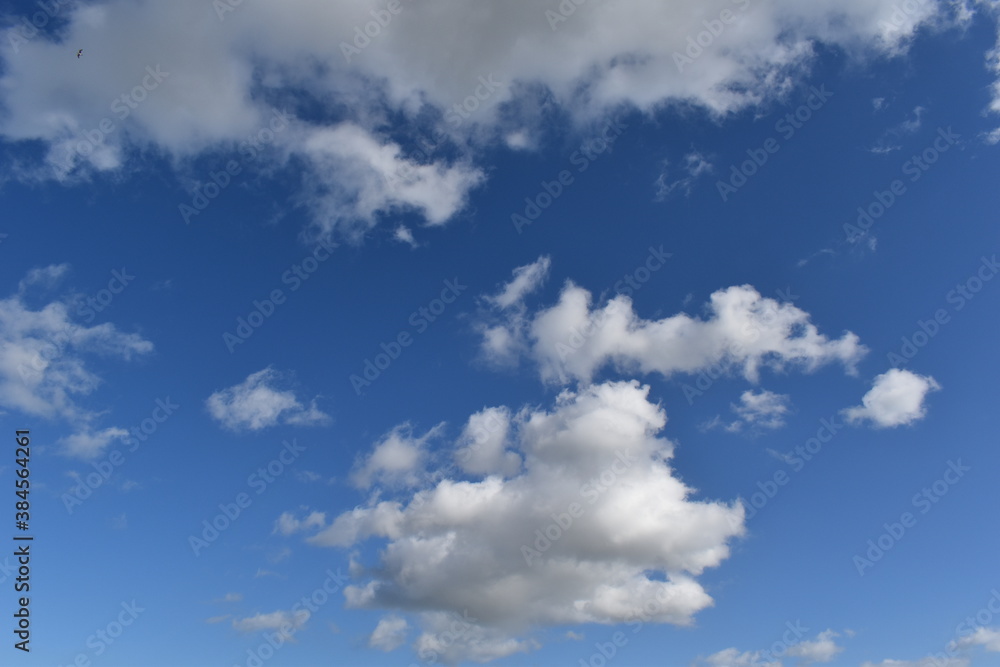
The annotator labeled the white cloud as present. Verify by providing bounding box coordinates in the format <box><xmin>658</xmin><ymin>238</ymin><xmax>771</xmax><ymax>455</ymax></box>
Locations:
<box><xmin>703</xmin><ymin>630</ymin><xmax>841</xmax><ymax>667</ymax></box>
<box><xmin>480</xmin><ymin>281</ymin><xmax>865</xmax><ymax>386</ymax></box>
<box><xmin>454</xmin><ymin>406</ymin><xmax>522</xmax><ymax>477</ymax></box>
<box><xmin>274</xmin><ymin>510</ymin><xmax>326</xmax><ymax>536</ymax></box>
<box><xmin>486</xmin><ymin>256</ymin><xmax>551</xmax><ymax>310</ymax></box>
<box><xmin>786</xmin><ymin>629</ymin><xmax>843</xmax><ymax>663</ymax></box>
<box><xmin>0</xmin><ymin>267</ymin><xmax>152</xmax><ymax>454</ymax></box>
<box><xmin>733</xmin><ymin>390</ymin><xmax>792</xmax><ymax>430</ymax></box>
<box><xmin>369</xmin><ymin>615</ymin><xmax>408</xmax><ymax>652</ymax></box>
<box><xmin>350</xmin><ymin>422</ymin><xmax>445</xmax><ymax>489</ymax></box>
<box><xmin>953</xmin><ymin>626</ymin><xmax>1000</xmax><ymax>650</ymax></box>
<box><xmin>302</xmin><ymin>381</ymin><xmax>744</xmax><ymax>663</ymax></box>
<box><xmin>843</xmin><ymin>368</ymin><xmax>940</xmax><ymax>428</ymax></box>
<box><xmin>297</xmin><ymin>123</ymin><xmax>485</xmax><ymax>239</ymax></box>
<box><xmin>654</xmin><ymin>151</ymin><xmax>713</xmax><ymax>200</ymax></box>
<box><xmin>205</xmin><ymin>367</ymin><xmax>329</xmax><ymax>431</ymax></box>
<box><xmin>702</xmin><ymin>647</ymin><xmax>779</xmax><ymax>667</ymax></box>
<box><xmin>862</xmin><ymin>659</ymin><xmax>969</xmax><ymax>667</ymax></box>
<box><xmin>1</xmin><ymin>0</ymin><xmax>984</xmax><ymax>236</ymax></box>
<box><xmin>59</xmin><ymin>426</ymin><xmax>129</xmax><ymax>459</ymax></box>
<box><xmin>705</xmin><ymin>389</ymin><xmax>791</xmax><ymax>434</ymax></box>
<box><xmin>232</xmin><ymin>609</ymin><xmax>310</xmax><ymax>639</ymax></box>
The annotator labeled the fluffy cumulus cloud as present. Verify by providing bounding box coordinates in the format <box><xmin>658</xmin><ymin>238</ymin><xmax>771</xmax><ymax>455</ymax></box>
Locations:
<box><xmin>0</xmin><ymin>266</ymin><xmax>152</xmax><ymax>456</ymax></box>
<box><xmin>369</xmin><ymin>615</ymin><xmax>409</xmax><ymax>652</ymax></box>
<box><xmin>1</xmin><ymin>0</ymin><xmax>991</xmax><ymax>236</ymax></box>
<box><xmin>205</xmin><ymin>367</ymin><xmax>329</xmax><ymax>431</ymax></box>
<box><xmin>350</xmin><ymin>422</ymin><xmax>445</xmax><ymax>489</ymax></box>
<box><xmin>291</xmin><ymin>381</ymin><xmax>745</xmax><ymax>663</ymax></box>
<box><xmin>479</xmin><ymin>275</ymin><xmax>866</xmax><ymax>386</ymax></box>
<box><xmin>843</xmin><ymin>368</ymin><xmax>940</xmax><ymax>428</ymax></box>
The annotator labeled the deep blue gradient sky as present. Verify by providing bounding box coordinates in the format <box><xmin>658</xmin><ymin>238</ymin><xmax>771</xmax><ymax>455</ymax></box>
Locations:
<box><xmin>1</xmin><ymin>1</ymin><xmax>1000</xmax><ymax>666</ymax></box>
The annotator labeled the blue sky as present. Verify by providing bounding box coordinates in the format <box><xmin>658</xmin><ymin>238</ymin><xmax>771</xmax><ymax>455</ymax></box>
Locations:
<box><xmin>1</xmin><ymin>1</ymin><xmax>1000</xmax><ymax>666</ymax></box>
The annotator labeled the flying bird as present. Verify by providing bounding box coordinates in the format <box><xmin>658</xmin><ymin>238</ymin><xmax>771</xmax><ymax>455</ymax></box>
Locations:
<box><xmin>76</xmin><ymin>49</ymin><xmax>83</xmax><ymax>58</ymax></box>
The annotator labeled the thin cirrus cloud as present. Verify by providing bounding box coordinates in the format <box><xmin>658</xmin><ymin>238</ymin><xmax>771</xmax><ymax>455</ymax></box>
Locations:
<box><xmin>205</xmin><ymin>367</ymin><xmax>329</xmax><ymax>432</ymax></box>
<box><xmin>702</xmin><ymin>629</ymin><xmax>843</xmax><ymax>666</ymax></box>
<box><xmin>704</xmin><ymin>389</ymin><xmax>792</xmax><ymax>434</ymax></box>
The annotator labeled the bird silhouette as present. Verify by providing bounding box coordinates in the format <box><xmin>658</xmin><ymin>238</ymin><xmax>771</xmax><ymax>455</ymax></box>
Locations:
<box><xmin>76</xmin><ymin>49</ymin><xmax>83</xmax><ymax>58</ymax></box>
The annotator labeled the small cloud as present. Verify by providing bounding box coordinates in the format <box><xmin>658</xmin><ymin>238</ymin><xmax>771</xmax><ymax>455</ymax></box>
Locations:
<box><xmin>369</xmin><ymin>616</ymin><xmax>409</xmax><ymax>652</ymax></box>
<box><xmin>654</xmin><ymin>151</ymin><xmax>712</xmax><ymax>201</ymax></box>
<box><xmin>843</xmin><ymin>369</ymin><xmax>940</xmax><ymax>428</ymax></box>
<box><xmin>704</xmin><ymin>390</ymin><xmax>790</xmax><ymax>434</ymax></box>
<box><xmin>872</xmin><ymin>97</ymin><xmax>887</xmax><ymax>111</ymax></box>
<box><xmin>296</xmin><ymin>470</ymin><xmax>322</xmax><ymax>483</ymax></box>
<box><xmin>351</xmin><ymin>422</ymin><xmax>444</xmax><ymax>489</ymax></box>
<box><xmin>393</xmin><ymin>225</ymin><xmax>419</xmax><ymax>248</ymax></box>
<box><xmin>274</xmin><ymin>510</ymin><xmax>326</xmax><ymax>536</ymax></box>
<box><xmin>60</xmin><ymin>427</ymin><xmax>129</xmax><ymax>460</ymax></box>
<box><xmin>19</xmin><ymin>264</ymin><xmax>69</xmax><ymax>293</ymax></box>
<box><xmin>486</xmin><ymin>256</ymin><xmax>551</xmax><ymax>310</ymax></box>
<box><xmin>254</xmin><ymin>568</ymin><xmax>283</xmax><ymax>579</ymax></box>
<box><xmin>206</xmin><ymin>615</ymin><xmax>231</xmax><ymax>624</ymax></box>
<box><xmin>233</xmin><ymin>610</ymin><xmax>309</xmax><ymax>640</ymax></box>
<box><xmin>565</xmin><ymin>631</ymin><xmax>584</xmax><ymax>641</ymax></box>
<box><xmin>206</xmin><ymin>367</ymin><xmax>330</xmax><ymax>432</ymax></box>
